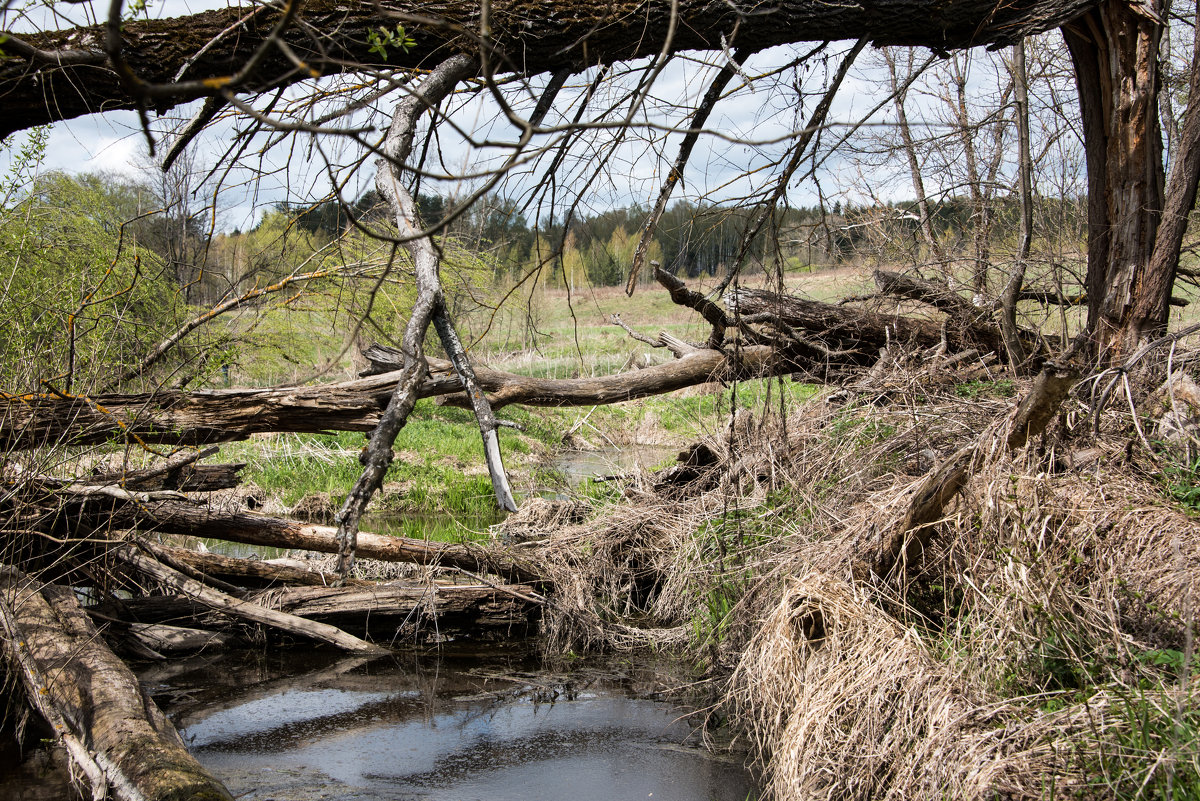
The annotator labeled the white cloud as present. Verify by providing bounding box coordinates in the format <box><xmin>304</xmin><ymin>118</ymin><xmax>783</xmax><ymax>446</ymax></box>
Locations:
<box><xmin>82</xmin><ymin>135</ymin><xmax>143</xmax><ymax>176</ymax></box>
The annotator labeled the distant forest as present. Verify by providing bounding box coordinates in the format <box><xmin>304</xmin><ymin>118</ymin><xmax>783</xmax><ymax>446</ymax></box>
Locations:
<box><xmin>275</xmin><ymin>189</ymin><xmax>1085</xmax><ymax>289</ymax></box>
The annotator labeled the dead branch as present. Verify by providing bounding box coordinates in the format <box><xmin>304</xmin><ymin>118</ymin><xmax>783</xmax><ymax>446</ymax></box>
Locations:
<box><xmin>0</xmin><ymin>566</ymin><xmax>235</xmax><ymax>801</ymax></box>
<box><xmin>115</xmin><ymin>543</ymin><xmax>389</xmax><ymax>653</ymax></box>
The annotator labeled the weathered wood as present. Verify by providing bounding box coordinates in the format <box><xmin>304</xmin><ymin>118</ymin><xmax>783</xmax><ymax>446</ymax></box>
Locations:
<box><xmin>436</xmin><ymin>346</ymin><xmax>782</xmax><ymax>409</ymax></box>
<box><xmin>250</xmin><ymin>582</ymin><xmax>539</xmax><ymax>634</ymax></box>
<box><xmin>1063</xmin><ymin>0</ymin><xmax>1167</xmax><ymax>360</ymax></box>
<box><xmin>0</xmin><ymin>0</ymin><xmax>1096</xmax><ymax>138</ymax></box>
<box><xmin>872</xmin><ymin>269</ymin><xmax>1047</xmax><ymax>361</ymax></box>
<box><xmin>127</xmin><ymin>622</ymin><xmax>238</xmax><ymax>655</ymax></box>
<box><xmin>90</xmin><ymin>581</ymin><xmax>537</xmax><ymax>640</ymax></box>
<box><xmin>79</xmin><ymin>446</ymin><xmax>242</xmax><ymax>493</ymax></box>
<box><xmin>106</xmin><ymin>499</ymin><xmax>544</xmax><ymax>585</ymax></box>
<box><xmin>1006</xmin><ymin>363</ymin><xmax>1080</xmax><ymax>449</ymax></box>
<box><xmin>0</xmin><ymin>567</ymin><xmax>235</xmax><ymax>801</ymax></box>
<box><xmin>0</xmin><ymin>372</ymin><xmax>406</xmax><ymax>449</ymax></box>
<box><xmin>872</xmin><ymin>445</ymin><xmax>976</xmax><ymax>580</ymax></box>
<box><xmin>3</xmin><ymin>277</ymin><xmax>1031</xmax><ymax>457</ymax></box>
<box><xmin>334</xmin><ymin>54</ymin><xmax>492</xmax><ymax>577</ymax></box>
<box><xmin>728</xmin><ymin>287</ymin><xmax>954</xmax><ymax>359</ymax></box>
<box><xmin>2</xmin><ymin>344</ymin><xmax>783</xmax><ymax>449</ymax></box>
<box><xmin>149</xmin><ymin>542</ymin><xmax>356</xmax><ymax>588</ymax></box>
<box><xmin>114</xmin><ymin>545</ymin><xmax>390</xmax><ymax>654</ymax></box>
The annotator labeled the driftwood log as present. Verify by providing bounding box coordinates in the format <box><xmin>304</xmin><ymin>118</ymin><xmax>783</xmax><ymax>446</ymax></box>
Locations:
<box><xmin>0</xmin><ymin>567</ymin><xmax>234</xmax><ymax>801</ymax></box>
<box><xmin>102</xmin><ymin>499</ymin><xmax>543</xmax><ymax>585</ymax></box>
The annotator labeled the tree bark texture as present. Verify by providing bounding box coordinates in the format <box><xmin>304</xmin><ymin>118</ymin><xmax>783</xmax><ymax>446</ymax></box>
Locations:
<box><xmin>1064</xmin><ymin>0</ymin><xmax>1168</xmax><ymax>360</ymax></box>
<box><xmin>99</xmin><ymin>498</ymin><xmax>543</xmax><ymax>585</ymax></box>
<box><xmin>0</xmin><ymin>568</ymin><xmax>235</xmax><ymax>801</ymax></box>
<box><xmin>0</xmin><ymin>0</ymin><xmax>1098</xmax><ymax>138</ymax></box>
<box><xmin>1142</xmin><ymin>0</ymin><xmax>1200</xmax><ymax>347</ymax></box>
<box><xmin>115</xmin><ymin>544</ymin><xmax>390</xmax><ymax>653</ymax></box>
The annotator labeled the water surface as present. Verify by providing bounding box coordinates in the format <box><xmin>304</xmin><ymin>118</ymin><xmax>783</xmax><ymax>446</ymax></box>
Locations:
<box><xmin>146</xmin><ymin>646</ymin><xmax>754</xmax><ymax>801</ymax></box>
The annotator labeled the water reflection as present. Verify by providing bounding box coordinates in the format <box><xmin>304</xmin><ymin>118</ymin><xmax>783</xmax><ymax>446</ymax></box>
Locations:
<box><xmin>145</xmin><ymin>646</ymin><xmax>755</xmax><ymax>801</ymax></box>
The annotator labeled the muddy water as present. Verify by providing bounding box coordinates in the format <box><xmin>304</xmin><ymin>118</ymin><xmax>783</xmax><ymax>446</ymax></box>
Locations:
<box><xmin>141</xmin><ymin>646</ymin><xmax>755</xmax><ymax>801</ymax></box>
<box><xmin>549</xmin><ymin>445</ymin><xmax>677</xmax><ymax>485</ymax></box>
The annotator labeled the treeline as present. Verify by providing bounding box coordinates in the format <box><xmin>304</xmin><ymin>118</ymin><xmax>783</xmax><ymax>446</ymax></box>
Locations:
<box><xmin>280</xmin><ymin>189</ymin><xmax>1087</xmax><ymax>290</ymax></box>
<box><xmin>0</xmin><ymin>165</ymin><xmax>1087</xmax><ymax>391</ymax></box>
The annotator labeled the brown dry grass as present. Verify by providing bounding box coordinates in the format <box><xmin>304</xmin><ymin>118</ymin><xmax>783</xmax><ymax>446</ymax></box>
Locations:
<box><xmin>509</xmin><ymin>352</ymin><xmax>1200</xmax><ymax>800</ymax></box>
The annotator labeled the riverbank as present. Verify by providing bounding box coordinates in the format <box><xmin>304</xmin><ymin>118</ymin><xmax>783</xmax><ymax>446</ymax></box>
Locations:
<box><xmin>498</xmin><ymin>375</ymin><xmax>1199</xmax><ymax>800</ymax></box>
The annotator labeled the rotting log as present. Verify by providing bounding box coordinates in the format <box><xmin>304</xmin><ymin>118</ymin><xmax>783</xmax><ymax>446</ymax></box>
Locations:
<box><xmin>730</xmin><ymin>281</ymin><xmax>1034</xmax><ymax>364</ymax></box>
<box><xmin>115</xmin><ymin>544</ymin><xmax>390</xmax><ymax>654</ymax></box>
<box><xmin>148</xmin><ymin>541</ymin><xmax>358</xmax><ymax>588</ymax></box>
<box><xmin>103</xmin><ymin>499</ymin><xmax>544</xmax><ymax>585</ymax></box>
<box><xmin>88</xmin><ymin>579</ymin><xmax>538</xmax><ymax>641</ymax></box>
<box><xmin>0</xmin><ymin>567</ymin><xmax>235</xmax><ymax>801</ymax></box>
<box><xmin>874</xmin><ymin>269</ymin><xmax>991</xmax><ymax>320</ymax></box>
<box><xmin>83</xmin><ymin>446</ymin><xmax>243</xmax><ymax>492</ymax></box>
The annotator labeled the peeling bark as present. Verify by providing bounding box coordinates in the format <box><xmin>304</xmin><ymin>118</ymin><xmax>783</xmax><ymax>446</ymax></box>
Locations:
<box><xmin>1064</xmin><ymin>0</ymin><xmax>1167</xmax><ymax>360</ymax></box>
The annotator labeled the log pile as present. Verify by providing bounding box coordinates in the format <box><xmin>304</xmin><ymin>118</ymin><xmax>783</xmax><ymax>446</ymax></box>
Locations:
<box><xmin>1</xmin><ymin>443</ymin><xmax>541</xmax><ymax>800</ymax></box>
<box><xmin>0</xmin><ymin>268</ymin><xmax>1038</xmax><ymax>800</ymax></box>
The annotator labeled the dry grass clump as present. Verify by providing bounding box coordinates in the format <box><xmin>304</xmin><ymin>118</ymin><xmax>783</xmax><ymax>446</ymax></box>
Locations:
<box><xmin>514</xmin><ymin>368</ymin><xmax>1199</xmax><ymax>799</ymax></box>
<box><xmin>728</xmin><ymin>573</ymin><xmax>1070</xmax><ymax>801</ymax></box>
<box><xmin>533</xmin><ymin>496</ymin><xmax>728</xmax><ymax>652</ymax></box>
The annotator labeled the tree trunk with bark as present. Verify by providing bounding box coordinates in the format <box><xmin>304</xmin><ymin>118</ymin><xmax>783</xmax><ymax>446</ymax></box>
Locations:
<box><xmin>0</xmin><ymin>0</ymin><xmax>1097</xmax><ymax>137</ymax></box>
<box><xmin>1063</xmin><ymin>0</ymin><xmax>1168</xmax><ymax>360</ymax></box>
<box><xmin>0</xmin><ymin>568</ymin><xmax>235</xmax><ymax>801</ymax></box>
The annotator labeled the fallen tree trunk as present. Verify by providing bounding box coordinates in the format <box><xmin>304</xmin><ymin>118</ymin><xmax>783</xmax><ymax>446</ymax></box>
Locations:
<box><xmin>728</xmin><ymin>285</ymin><xmax>1003</xmax><ymax>359</ymax></box>
<box><xmin>0</xmin><ymin>567</ymin><xmax>234</xmax><ymax>801</ymax></box>
<box><xmin>403</xmin><ymin>347</ymin><xmax>781</xmax><ymax>410</ymax></box>
<box><xmin>251</xmin><ymin>582</ymin><xmax>540</xmax><ymax>635</ymax></box>
<box><xmin>0</xmin><ymin>346</ymin><xmax>783</xmax><ymax>449</ymax></box>
<box><xmin>148</xmin><ymin>541</ymin><xmax>358</xmax><ymax>588</ymax></box>
<box><xmin>0</xmin><ymin>0</ymin><xmax>1093</xmax><ymax>139</ymax></box>
<box><xmin>105</xmin><ymin>499</ymin><xmax>544</xmax><ymax>585</ymax></box>
<box><xmin>3</xmin><ymin>281</ymin><xmax>1019</xmax><ymax>451</ymax></box>
<box><xmin>115</xmin><ymin>544</ymin><xmax>389</xmax><ymax>654</ymax></box>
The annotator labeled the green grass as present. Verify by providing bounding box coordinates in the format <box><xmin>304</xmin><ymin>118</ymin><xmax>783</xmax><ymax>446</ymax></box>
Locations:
<box><xmin>1085</xmin><ymin>673</ymin><xmax>1200</xmax><ymax>801</ymax></box>
<box><xmin>954</xmin><ymin>378</ymin><xmax>1017</xmax><ymax>399</ymax></box>
<box><xmin>220</xmin><ymin>402</ymin><xmax>561</xmax><ymax>517</ymax></box>
<box><xmin>1163</xmin><ymin>455</ymin><xmax>1200</xmax><ymax>512</ymax></box>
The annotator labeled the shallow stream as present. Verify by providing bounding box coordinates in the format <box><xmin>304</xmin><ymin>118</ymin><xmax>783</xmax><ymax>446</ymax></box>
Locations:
<box><xmin>1</xmin><ymin>646</ymin><xmax>755</xmax><ymax>801</ymax></box>
<box><xmin>151</xmin><ymin>646</ymin><xmax>754</xmax><ymax>801</ymax></box>
<box><xmin>0</xmin><ymin>445</ymin><xmax>745</xmax><ymax>801</ymax></box>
